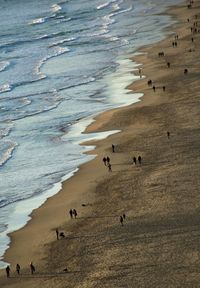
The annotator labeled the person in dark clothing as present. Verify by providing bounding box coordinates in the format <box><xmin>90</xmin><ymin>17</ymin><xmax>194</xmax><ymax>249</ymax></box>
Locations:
<box><xmin>30</xmin><ymin>262</ymin><xmax>35</xmax><ymax>274</ymax></box>
<box><xmin>69</xmin><ymin>209</ymin><xmax>73</xmax><ymax>219</ymax></box>
<box><xmin>133</xmin><ymin>157</ymin><xmax>137</xmax><ymax>165</ymax></box>
<box><xmin>103</xmin><ymin>157</ymin><xmax>107</xmax><ymax>166</ymax></box>
<box><xmin>56</xmin><ymin>228</ymin><xmax>59</xmax><ymax>240</ymax></box>
<box><xmin>120</xmin><ymin>216</ymin><xmax>124</xmax><ymax>226</ymax></box>
<box><xmin>6</xmin><ymin>265</ymin><xmax>10</xmax><ymax>278</ymax></box>
<box><xmin>112</xmin><ymin>144</ymin><xmax>115</xmax><ymax>153</ymax></box>
<box><xmin>16</xmin><ymin>264</ymin><xmax>20</xmax><ymax>275</ymax></box>
<box><xmin>167</xmin><ymin>131</ymin><xmax>170</xmax><ymax>139</ymax></box>
<box><xmin>108</xmin><ymin>163</ymin><xmax>112</xmax><ymax>172</ymax></box>
<box><xmin>73</xmin><ymin>209</ymin><xmax>77</xmax><ymax>218</ymax></box>
<box><xmin>106</xmin><ymin>156</ymin><xmax>110</xmax><ymax>164</ymax></box>
<box><xmin>123</xmin><ymin>214</ymin><xmax>126</xmax><ymax>220</ymax></box>
<box><xmin>138</xmin><ymin>156</ymin><xmax>142</xmax><ymax>164</ymax></box>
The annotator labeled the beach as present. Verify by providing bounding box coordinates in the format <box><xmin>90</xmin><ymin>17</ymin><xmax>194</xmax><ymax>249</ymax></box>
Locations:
<box><xmin>1</xmin><ymin>0</ymin><xmax>200</xmax><ymax>287</ymax></box>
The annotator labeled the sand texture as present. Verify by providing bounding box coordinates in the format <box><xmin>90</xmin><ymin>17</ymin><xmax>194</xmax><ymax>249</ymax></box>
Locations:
<box><xmin>1</xmin><ymin>1</ymin><xmax>200</xmax><ymax>287</ymax></box>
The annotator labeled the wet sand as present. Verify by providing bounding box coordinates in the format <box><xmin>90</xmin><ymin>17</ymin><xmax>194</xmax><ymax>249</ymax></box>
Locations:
<box><xmin>1</xmin><ymin>1</ymin><xmax>200</xmax><ymax>287</ymax></box>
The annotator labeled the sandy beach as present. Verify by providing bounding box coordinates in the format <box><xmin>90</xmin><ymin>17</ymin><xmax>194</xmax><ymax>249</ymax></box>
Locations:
<box><xmin>1</xmin><ymin>0</ymin><xmax>200</xmax><ymax>287</ymax></box>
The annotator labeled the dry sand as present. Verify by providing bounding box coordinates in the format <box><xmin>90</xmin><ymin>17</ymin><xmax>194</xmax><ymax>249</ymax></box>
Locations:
<box><xmin>1</xmin><ymin>1</ymin><xmax>200</xmax><ymax>287</ymax></box>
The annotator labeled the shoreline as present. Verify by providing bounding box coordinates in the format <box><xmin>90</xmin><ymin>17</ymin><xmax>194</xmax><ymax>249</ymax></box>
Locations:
<box><xmin>2</xmin><ymin>0</ymin><xmax>200</xmax><ymax>286</ymax></box>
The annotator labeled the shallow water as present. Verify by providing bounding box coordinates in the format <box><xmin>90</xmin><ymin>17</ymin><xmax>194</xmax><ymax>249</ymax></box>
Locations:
<box><xmin>0</xmin><ymin>0</ymin><xmax>182</xmax><ymax>267</ymax></box>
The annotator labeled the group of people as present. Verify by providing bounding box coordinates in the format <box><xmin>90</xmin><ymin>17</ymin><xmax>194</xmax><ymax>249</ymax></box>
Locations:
<box><xmin>102</xmin><ymin>156</ymin><xmax>112</xmax><ymax>171</ymax></box>
<box><xmin>120</xmin><ymin>214</ymin><xmax>126</xmax><ymax>226</ymax></box>
<box><xmin>69</xmin><ymin>208</ymin><xmax>78</xmax><ymax>219</ymax></box>
<box><xmin>5</xmin><ymin>262</ymin><xmax>35</xmax><ymax>277</ymax></box>
<box><xmin>133</xmin><ymin>156</ymin><xmax>142</xmax><ymax>165</ymax></box>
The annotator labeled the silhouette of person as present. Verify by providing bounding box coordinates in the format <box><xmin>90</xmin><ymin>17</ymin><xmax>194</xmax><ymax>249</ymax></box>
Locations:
<box><xmin>163</xmin><ymin>86</ymin><xmax>166</xmax><ymax>91</ymax></box>
<box><xmin>167</xmin><ymin>62</ymin><xmax>170</xmax><ymax>68</ymax></box>
<box><xmin>6</xmin><ymin>265</ymin><xmax>10</xmax><ymax>278</ymax></box>
<box><xmin>73</xmin><ymin>209</ymin><xmax>77</xmax><ymax>218</ymax></box>
<box><xmin>123</xmin><ymin>214</ymin><xmax>126</xmax><ymax>219</ymax></box>
<box><xmin>108</xmin><ymin>163</ymin><xmax>112</xmax><ymax>172</ymax></box>
<box><xmin>153</xmin><ymin>86</ymin><xmax>156</xmax><ymax>92</ymax></box>
<box><xmin>133</xmin><ymin>157</ymin><xmax>137</xmax><ymax>165</ymax></box>
<box><xmin>59</xmin><ymin>232</ymin><xmax>65</xmax><ymax>238</ymax></box>
<box><xmin>106</xmin><ymin>156</ymin><xmax>110</xmax><ymax>164</ymax></box>
<box><xmin>56</xmin><ymin>228</ymin><xmax>59</xmax><ymax>240</ymax></box>
<box><xmin>138</xmin><ymin>156</ymin><xmax>142</xmax><ymax>164</ymax></box>
<box><xmin>16</xmin><ymin>263</ymin><xmax>20</xmax><ymax>275</ymax></box>
<box><xmin>30</xmin><ymin>262</ymin><xmax>35</xmax><ymax>274</ymax></box>
<box><xmin>103</xmin><ymin>157</ymin><xmax>107</xmax><ymax>166</ymax></box>
<box><xmin>167</xmin><ymin>131</ymin><xmax>170</xmax><ymax>139</ymax></box>
<box><xmin>69</xmin><ymin>209</ymin><xmax>73</xmax><ymax>219</ymax></box>
<box><xmin>112</xmin><ymin>144</ymin><xmax>115</xmax><ymax>153</ymax></box>
<box><xmin>120</xmin><ymin>216</ymin><xmax>124</xmax><ymax>226</ymax></box>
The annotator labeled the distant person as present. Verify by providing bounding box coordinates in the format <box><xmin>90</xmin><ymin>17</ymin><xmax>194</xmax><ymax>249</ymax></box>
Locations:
<box><xmin>120</xmin><ymin>216</ymin><xmax>124</xmax><ymax>226</ymax></box>
<box><xmin>73</xmin><ymin>209</ymin><xmax>77</xmax><ymax>218</ymax></box>
<box><xmin>112</xmin><ymin>144</ymin><xmax>115</xmax><ymax>153</ymax></box>
<box><xmin>16</xmin><ymin>263</ymin><xmax>20</xmax><ymax>275</ymax></box>
<box><xmin>6</xmin><ymin>265</ymin><xmax>10</xmax><ymax>278</ymax></box>
<box><xmin>106</xmin><ymin>156</ymin><xmax>110</xmax><ymax>164</ymax></box>
<box><xmin>108</xmin><ymin>163</ymin><xmax>112</xmax><ymax>172</ymax></box>
<box><xmin>133</xmin><ymin>157</ymin><xmax>137</xmax><ymax>165</ymax></box>
<box><xmin>138</xmin><ymin>68</ymin><xmax>142</xmax><ymax>78</ymax></box>
<box><xmin>153</xmin><ymin>86</ymin><xmax>156</xmax><ymax>92</ymax></box>
<box><xmin>30</xmin><ymin>262</ymin><xmax>35</xmax><ymax>274</ymax></box>
<box><xmin>138</xmin><ymin>156</ymin><xmax>142</xmax><ymax>164</ymax></box>
<box><xmin>103</xmin><ymin>157</ymin><xmax>107</xmax><ymax>166</ymax></box>
<box><xmin>167</xmin><ymin>62</ymin><xmax>170</xmax><ymax>68</ymax></box>
<box><xmin>56</xmin><ymin>228</ymin><xmax>59</xmax><ymax>240</ymax></box>
<box><xmin>69</xmin><ymin>209</ymin><xmax>73</xmax><ymax>219</ymax></box>
<box><xmin>123</xmin><ymin>213</ymin><xmax>126</xmax><ymax>220</ymax></box>
<box><xmin>162</xmin><ymin>86</ymin><xmax>166</xmax><ymax>92</ymax></box>
<box><xmin>167</xmin><ymin>131</ymin><xmax>170</xmax><ymax>139</ymax></box>
<box><xmin>59</xmin><ymin>232</ymin><xmax>65</xmax><ymax>238</ymax></box>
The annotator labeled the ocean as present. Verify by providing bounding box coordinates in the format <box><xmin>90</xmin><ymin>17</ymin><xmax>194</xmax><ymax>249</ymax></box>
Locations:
<box><xmin>0</xmin><ymin>0</ymin><xmax>182</xmax><ymax>267</ymax></box>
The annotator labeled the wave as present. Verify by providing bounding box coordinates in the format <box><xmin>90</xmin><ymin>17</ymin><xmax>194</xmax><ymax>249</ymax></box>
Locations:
<box><xmin>49</xmin><ymin>36</ymin><xmax>76</xmax><ymax>47</ymax></box>
<box><xmin>0</xmin><ymin>61</ymin><xmax>10</xmax><ymax>72</ymax></box>
<box><xmin>35</xmin><ymin>46</ymin><xmax>70</xmax><ymax>76</ymax></box>
<box><xmin>29</xmin><ymin>17</ymin><xmax>47</xmax><ymax>25</ymax></box>
<box><xmin>96</xmin><ymin>0</ymin><xmax>117</xmax><ymax>10</ymax></box>
<box><xmin>0</xmin><ymin>140</ymin><xmax>17</xmax><ymax>168</ymax></box>
<box><xmin>0</xmin><ymin>84</ymin><xmax>12</xmax><ymax>94</ymax></box>
<box><xmin>51</xmin><ymin>4</ymin><xmax>62</xmax><ymax>13</ymax></box>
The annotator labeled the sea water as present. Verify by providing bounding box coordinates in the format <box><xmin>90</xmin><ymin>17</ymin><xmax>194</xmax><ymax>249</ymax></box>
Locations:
<box><xmin>0</xmin><ymin>0</ymin><xmax>182</xmax><ymax>267</ymax></box>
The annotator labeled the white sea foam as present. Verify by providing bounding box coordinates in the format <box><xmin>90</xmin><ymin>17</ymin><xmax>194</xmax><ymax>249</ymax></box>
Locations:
<box><xmin>29</xmin><ymin>17</ymin><xmax>46</xmax><ymax>25</ymax></box>
<box><xmin>34</xmin><ymin>46</ymin><xmax>70</xmax><ymax>76</ymax></box>
<box><xmin>0</xmin><ymin>61</ymin><xmax>10</xmax><ymax>72</ymax></box>
<box><xmin>97</xmin><ymin>0</ymin><xmax>117</xmax><ymax>10</ymax></box>
<box><xmin>0</xmin><ymin>141</ymin><xmax>17</xmax><ymax>167</ymax></box>
<box><xmin>51</xmin><ymin>4</ymin><xmax>62</xmax><ymax>13</ymax></box>
<box><xmin>0</xmin><ymin>84</ymin><xmax>11</xmax><ymax>93</ymax></box>
<box><xmin>50</xmin><ymin>37</ymin><xmax>76</xmax><ymax>47</ymax></box>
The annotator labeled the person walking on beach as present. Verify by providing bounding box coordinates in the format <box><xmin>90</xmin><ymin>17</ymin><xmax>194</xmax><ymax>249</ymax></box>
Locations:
<box><xmin>138</xmin><ymin>155</ymin><xmax>142</xmax><ymax>164</ymax></box>
<box><xmin>153</xmin><ymin>86</ymin><xmax>156</xmax><ymax>92</ymax></box>
<box><xmin>133</xmin><ymin>156</ymin><xmax>137</xmax><ymax>165</ymax></box>
<box><xmin>103</xmin><ymin>157</ymin><xmax>107</xmax><ymax>166</ymax></box>
<box><xmin>106</xmin><ymin>156</ymin><xmax>110</xmax><ymax>164</ymax></box>
<box><xmin>6</xmin><ymin>265</ymin><xmax>10</xmax><ymax>278</ymax></box>
<box><xmin>69</xmin><ymin>209</ymin><xmax>73</xmax><ymax>219</ymax></box>
<box><xmin>16</xmin><ymin>263</ymin><xmax>20</xmax><ymax>275</ymax></box>
<box><xmin>123</xmin><ymin>213</ymin><xmax>126</xmax><ymax>220</ymax></box>
<box><xmin>108</xmin><ymin>163</ymin><xmax>112</xmax><ymax>172</ymax></box>
<box><xmin>56</xmin><ymin>228</ymin><xmax>59</xmax><ymax>240</ymax></box>
<box><xmin>167</xmin><ymin>131</ymin><xmax>170</xmax><ymax>139</ymax></box>
<box><xmin>112</xmin><ymin>144</ymin><xmax>115</xmax><ymax>153</ymax></box>
<box><xmin>120</xmin><ymin>216</ymin><xmax>124</xmax><ymax>226</ymax></box>
<box><xmin>73</xmin><ymin>209</ymin><xmax>77</xmax><ymax>218</ymax></box>
<box><xmin>30</xmin><ymin>262</ymin><xmax>35</xmax><ymax>274</ymax></box>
